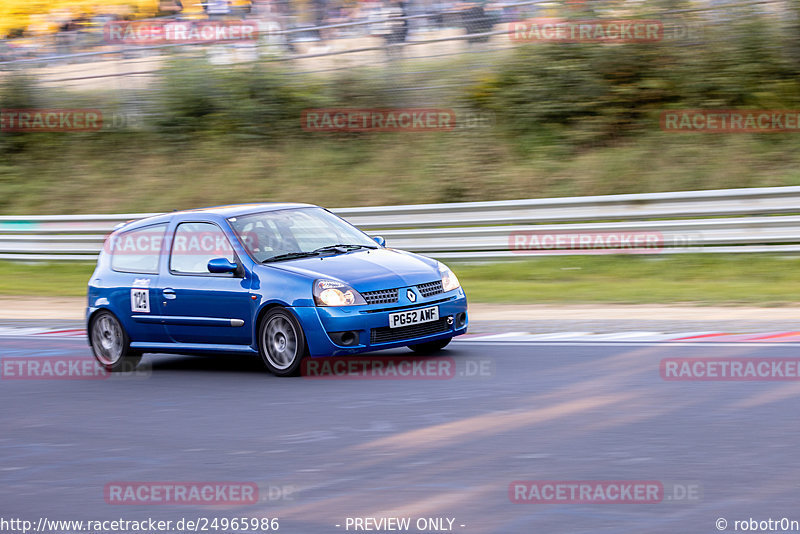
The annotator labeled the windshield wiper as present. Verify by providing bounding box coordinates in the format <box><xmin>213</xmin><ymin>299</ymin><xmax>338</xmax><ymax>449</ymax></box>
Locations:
<box><xmin>311</xmin><ymin>244</ymin><xmax>377</xmax><ymax>254</ymax></box>
<box><xmin>262</xmin><ymin>251</ymin><xmax>320</xmax><ymax>263</ymax></box>
<box><xmin>262</xmin><ymin>244</ymin><xmax>376</xmax><ymax>263</ymax></box>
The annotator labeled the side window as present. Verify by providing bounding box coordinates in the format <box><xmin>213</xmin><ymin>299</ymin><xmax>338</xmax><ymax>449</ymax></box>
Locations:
<box><xmin>110</xmin><ymin>223</ymin><xmax>167</xmax><ymax>274</ymax></box>
<box><xmin>170</xmin><ymin>222</ymin><xmax>235</xmax><ymax>275</ymax></box>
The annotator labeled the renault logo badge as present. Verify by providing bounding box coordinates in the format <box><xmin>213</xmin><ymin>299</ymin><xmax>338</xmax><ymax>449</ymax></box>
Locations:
<box><xmin>407</xmin><ymin>289</ymin><xmax>417</xmax><ymax>302</ymax></box>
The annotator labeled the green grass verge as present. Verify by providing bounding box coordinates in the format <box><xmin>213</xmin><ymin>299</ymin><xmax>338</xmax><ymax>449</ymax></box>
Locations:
<box><xmin>456</xmin><ymin>255</ymin><xmax>800</xmax><ymax>305</ymax></box>
<box><xmin>0</xmin><ymin>262</ymin><xmax>95</xmax><ymax>297</ymax></box>
<box><xmin>3</xmin><ymin>254</ymin><xmax>800</xmax><ymax>305</ymax></box>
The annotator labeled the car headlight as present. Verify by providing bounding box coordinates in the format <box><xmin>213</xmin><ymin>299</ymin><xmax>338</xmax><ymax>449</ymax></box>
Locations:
<box><xmin>438</xmin><ymin>261</ymin><xmax>461</xmax><ymax>292</ymax></box>
<box><xmin>314</xmin><ymin>279</ymin><xmax>367</xmax><ymax>306</ymax></box>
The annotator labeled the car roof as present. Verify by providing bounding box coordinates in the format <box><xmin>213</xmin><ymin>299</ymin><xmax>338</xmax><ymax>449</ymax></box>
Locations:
<box><xmin>116</xmin><ymin>203</ymin><xmax>319</xmax><ymax>231</ymax></box>
<box><xmin>178</xmin><ymin>202</ymin><xmax>317</xmax><ymax>218</ymax></box>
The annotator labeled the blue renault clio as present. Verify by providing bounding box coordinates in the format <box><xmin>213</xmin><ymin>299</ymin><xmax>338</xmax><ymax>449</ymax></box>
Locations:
<box><xmin>87</xmin><ymin>204</ymin><xmax>468</xmax><ymax>376</ymax></box>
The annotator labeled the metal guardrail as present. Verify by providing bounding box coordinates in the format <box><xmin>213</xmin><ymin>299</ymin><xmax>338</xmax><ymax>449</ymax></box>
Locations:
<box><xmin>1</xmin><ymin>186</ymin><xmax>800</xmax><ymax>261</ymax></box>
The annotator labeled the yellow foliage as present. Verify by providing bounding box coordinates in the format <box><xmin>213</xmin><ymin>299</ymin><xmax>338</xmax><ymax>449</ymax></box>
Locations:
<box><xmin>0</xmin><ymin>0</ymin><xmax>210</xmax><ymax>37</ymax></box>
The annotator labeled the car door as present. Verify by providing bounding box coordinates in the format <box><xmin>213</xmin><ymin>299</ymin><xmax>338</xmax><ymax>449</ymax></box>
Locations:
<box><xmin>104</xmin><ymin>222</ymin><xmax>170</xmax><ymax>343</ymax></box>
<box><xmin>159</xmin><ymin>220</ymin><xmax>254</xmax><ymax>346</ymax></box>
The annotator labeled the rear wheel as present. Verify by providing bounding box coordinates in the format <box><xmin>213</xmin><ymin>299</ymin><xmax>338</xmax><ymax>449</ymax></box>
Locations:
<box><xmin>89</xmin><ymin>311</ymin><xmax>141</xmax><ymax>372</ymax></box>
<box><xmin>258</xmin><ymin>308</ymin><xmax>307</xmax><ymax>376</ymax></box>
<box><xmin>408</xmin><ymin>337</ymin><xmax>452</xmax><ymax>355</ymax></box>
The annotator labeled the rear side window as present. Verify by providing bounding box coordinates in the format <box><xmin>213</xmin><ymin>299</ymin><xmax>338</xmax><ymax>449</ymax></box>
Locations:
<box><xmin>169</xmin><ymin>221</ymin><xmax>235</xmax><ymax>274</ymax></box>
<box><xmin>109</xmin><ymin>223</ymin><xmax>167</xmax><ymax>274</ymax></box>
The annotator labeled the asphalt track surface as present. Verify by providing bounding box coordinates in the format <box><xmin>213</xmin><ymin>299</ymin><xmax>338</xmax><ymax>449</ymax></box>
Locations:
<box><xmin>1</xmin><ymin>330</ymin><xmax>799</xmax><ymax>534</ymax></box>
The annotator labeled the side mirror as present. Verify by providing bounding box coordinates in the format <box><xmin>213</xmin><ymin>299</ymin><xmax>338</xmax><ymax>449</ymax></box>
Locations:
<box><xmin>208</xmin><ymin>258</ymin><xmax>238</xmax><ymax>274</ymax></box>
<box><xmin>372</xmin><ymin>236</ymin><xmax>386</xmax><ymax>247</ymax></box>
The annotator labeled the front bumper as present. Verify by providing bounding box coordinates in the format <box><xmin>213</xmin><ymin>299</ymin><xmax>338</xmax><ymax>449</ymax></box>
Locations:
<box><xmin>293</xmin><ymin>287</ymin><xmax>468</xmax><ymax>357</ymax></box>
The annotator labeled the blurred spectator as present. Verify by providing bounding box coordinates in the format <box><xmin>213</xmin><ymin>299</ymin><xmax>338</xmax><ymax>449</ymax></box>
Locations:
<box><xmin>373</xmin><ymin>0</ymin><xmax>408</xmax><ymax>58</ymax></box>
<box><xmin>312</xmin><ymin>0</ymin><xmax>328</xmax><ymax>38</ymax></box>
<box><xmin>266</xmin><ymin>0</ymin><xmax>298</xmax><ymax>52</ymax></box>
<box><xmin>158</xmin><ymin>0</ymin><xmax>185</xmax><ymax>16</ymax></box>
<box><xmin>205</xmin><ymin>0</ymin><xmax>231</xmax><ymax>19</ymax></box>
<box><xmin>231</xmin><ymin>0</ymin><xmax>253</xmax><ymax>16</ymax></box>
<box><xmin>461</xmin><ymin>2</ymin><xmax>495</xmax><ymax>44</ymax></box>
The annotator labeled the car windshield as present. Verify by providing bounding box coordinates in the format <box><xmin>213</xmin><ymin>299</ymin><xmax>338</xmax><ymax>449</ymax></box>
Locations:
<box><xmin>228</xmin><ymin>207</ymin><xmax>378</xmax><ymax>263</ymax></box>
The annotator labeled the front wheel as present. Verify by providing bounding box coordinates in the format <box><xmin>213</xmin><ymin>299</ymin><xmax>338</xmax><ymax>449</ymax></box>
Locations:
<box><xmin>258</xmin><ymin>308</ymin><xmax>307</xmax><ymax>376</ymax></box>
<box><xmin>89</xmin><ymin>311</ymin><xmax>141</xmax><ymax>372</ymax></box>
<box><xmin>408</xmin><ymin>337</ymin><xmax>452</xmax><ymax>355</ymax></box>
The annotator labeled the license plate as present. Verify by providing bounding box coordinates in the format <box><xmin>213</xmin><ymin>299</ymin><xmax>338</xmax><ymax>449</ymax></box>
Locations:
<box><xmin>389</xmin><ymin>306</ymin><xmax>439</xmax><ymax>329</ymax></box>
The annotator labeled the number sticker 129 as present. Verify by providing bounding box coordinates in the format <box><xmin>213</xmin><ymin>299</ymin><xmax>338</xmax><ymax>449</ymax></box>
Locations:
<box><xmin>131</xmin><ymin>288</ymin><xmax>150</xmax><ymax>313</ymax></box>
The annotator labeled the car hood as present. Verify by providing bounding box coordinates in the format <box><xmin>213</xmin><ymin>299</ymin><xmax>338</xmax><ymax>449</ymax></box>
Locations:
<box><xmin>262</xmin><ymin>248</ymin><xmax>440</xmax><ymax>291</ymax></box>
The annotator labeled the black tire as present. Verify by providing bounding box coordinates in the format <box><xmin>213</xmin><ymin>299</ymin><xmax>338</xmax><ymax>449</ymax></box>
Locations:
<box><xmin>258</xmin><ymin>308</ymin><xmax>307</xmax><ymax>376</ymax></box>
<box><xmin>408</xmin><ymin>337</ymin><xmax>452</xmax><ymax>355</ymax></box>
<box><xmin>89</xmin><ymin>310</ymin><xmax>142</xmax><ymax>372</ymax></box>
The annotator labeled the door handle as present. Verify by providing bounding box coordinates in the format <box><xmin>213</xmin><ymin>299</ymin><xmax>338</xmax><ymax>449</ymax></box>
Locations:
<box><xmin>163</xmin><ymin>288</ymin><xmax>177</xmax><ymax>300</ymax></box>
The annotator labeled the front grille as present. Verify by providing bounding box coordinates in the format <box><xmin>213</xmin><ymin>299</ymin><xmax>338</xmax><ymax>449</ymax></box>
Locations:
<box><xmin>364</xmin><ymin>296</ymin><xmax>453</xmax><ymax>314</ymax></box>
<box><xmin>362</xmin><ymin>288</ymin><xmax>398</xmax><ymax>305</ymax></box>
<box><xmin>371</xmin><ymin>318</ymin><xmax>450</xmax><ymax>344</ymax></box>
<box><xmin>417</xmin><ymin>280</ymin><xmax>444</xmax><ymax>298</ymax></box>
